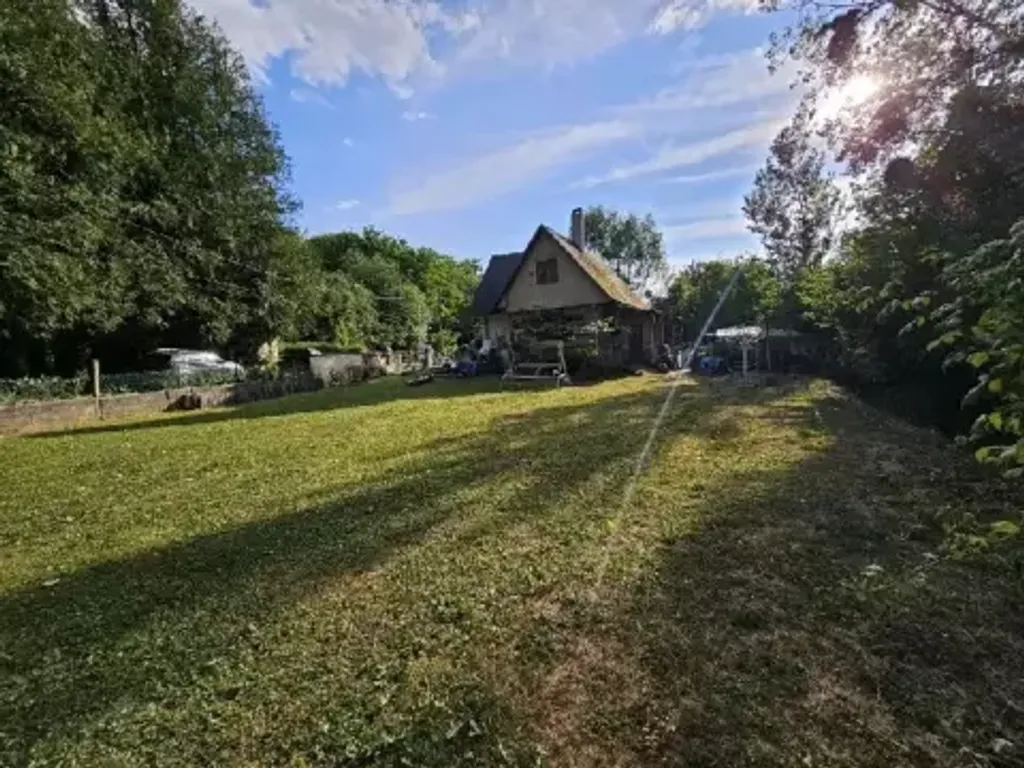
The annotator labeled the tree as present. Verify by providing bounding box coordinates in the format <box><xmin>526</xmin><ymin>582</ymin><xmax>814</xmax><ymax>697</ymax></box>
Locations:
<box><xmin>306</xmin><ymin>228</ymin><xmax>477</xmax><ymax>352</ymax></box>
<box><xmin>664</xmin><ymin>258</ymin><xmax>781</xmax><ymax>343</ymax></box>
<box><xmin>0</xmin><ymin>0</ymin><xmax>296</xmax><ymax>374</ymax></box>
<box><xmin>316</xmin><ymin>273</ymin><xmax>378</xmax><ymax>350</ymax></box>
<box><xmin>421</xmin><ymin>255</ymin><xmax>479</xmax><ymax>351</ymax></box>
<box><xmin>748</xmin><ymin>0</ymin><xmax>1024</xmax><ymax>464</ymax></box>
<box><xmin>743</xmin><ymin>112</ymin><xmax>840</xmax><ymax>282</ymax></box>
<box><xmin>665</xmin><ymin>261</ymin><xmax>736</xmax><ymax>343</ymax></box>
<box><xmin>583</xmin><ymin>207</ymin><xmax>667</xmax><ymax>289</ymax></box>
<box><xmin>739</xmin><ymin>259</ymin><xmax>784</xmax><ymax>339</ymax></box>
<box><xmin>761</xmin><ymin>0</ymin><xmax>1023</xmax><ymax>172</ymax></box>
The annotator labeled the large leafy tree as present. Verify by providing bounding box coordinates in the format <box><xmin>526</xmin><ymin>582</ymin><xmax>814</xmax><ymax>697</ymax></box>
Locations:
<box><xmin>583</xmin><ymin>206</ymin><xmax>667</xmax><ymax>289</ymax></box>
<box><xmin>756</xmin><ymin>0</ymin><xmax>1024</xmax><ymax>462</ymax></box>
<box><xmin>0</xmin><ymin>0</ymin><xmax>131</xmax><ymax>375</ymax></box>
<box><xmin>664</xmin><ymin>258</ymin><xmax>781</xmax><ymax>343</ymax></box>
<box><xmin>306</xmin><ymin>228</ymin><xmax>478</xmax><ymax>352</ymax></box>
<box><xmin>0</xmin><ymin>0</ymin><xmax>295</xmax><ymax>375</ymax></box>
<box><xmin>743</xmin><ymin>111</ymin><xmax>840</xmax><ymax>281</ymax></box>
<box><xmin>762</xmin><ymin>0</ymin><xmax>1023</xmax><ymax>170</ymax></box>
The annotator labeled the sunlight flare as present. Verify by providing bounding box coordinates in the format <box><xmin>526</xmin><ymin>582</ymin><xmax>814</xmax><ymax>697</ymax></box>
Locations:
<box><xmin>819</xmin><ymin>73</ymin><xmax>881</xmax><ymax>120</ymax></box>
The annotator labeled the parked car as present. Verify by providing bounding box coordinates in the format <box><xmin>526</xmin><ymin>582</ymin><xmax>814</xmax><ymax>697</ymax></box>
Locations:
<box><xmin>149</xmin><ymin>349</ymin><xmax>245</xmax><ymax>378</ymax></box>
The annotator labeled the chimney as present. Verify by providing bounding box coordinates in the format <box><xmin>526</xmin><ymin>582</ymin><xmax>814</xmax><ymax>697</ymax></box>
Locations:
<box><xmin>570</xmin><ymin>207</ymin><xmax>586</xmax><ymax>250</ymax></box>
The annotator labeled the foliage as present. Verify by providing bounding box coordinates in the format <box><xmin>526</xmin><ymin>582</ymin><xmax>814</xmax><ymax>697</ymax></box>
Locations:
<box><xmin>317</xmin><ymin>272</ymin><xmax>380</xmax><ymax>351</ymax></box>
<box><xmin>0</xmin><ymin>375</ymin><xmax>89</xmax><ymax>403</ymax></box>
<box><xmin>743</xmin><ymin>110</ymin><xmax>840</xmax><ymax>281</ymax></box>
<box><xmin>931</xmin><ymin>220</ymin><xmax>1024</xmax><ymax>474</ymax></box>
<box><xmin>306</xmin><ymin>229</ymin><xmax>477</xmax><ymax>352</ymax></box>
<box><xmin>663</xmin><ymin>258</ymin><xmax>783</xmax><ymax>341</ymax></box>
<box><xmin>0</xmin><ymin>2</ymin><xmax>478</xmax><ymax>375</ymax></box>
<box><xmin>0</xmin><ymin>368</ymin><xmax>249</xmax><ymax>403</ymax></box>
<box><xmin>752</xmin><ymin>0</ymin><xmax>1024</xmax><ymax>454</ymax></box>
<box><xmin>741</xmin><ymin>259</ymin><xmax>784</xmax><ymax>330</ymax></box>
<box><xmin>761</xmin><ymin>0</ymin><xmax>1023</xmax><ymax>172</ymax></box>
<box><xmin>583</xmin><ymin>206</ymin><xmax>668</xmax><ymax>288</ymax></box>
<box><xmin>0</xmin><ymin>0</ymin><xmax>296</xmax><ymax>377</ymax></box>
<box><xmin>99</xmin><ymin>369</ymin><xmax>243</xmax><ymax>394</ymax></box>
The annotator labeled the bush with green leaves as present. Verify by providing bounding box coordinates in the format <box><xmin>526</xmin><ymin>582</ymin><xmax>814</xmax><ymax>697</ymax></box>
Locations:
<box><xmin>928</xmin><ymin>220</ymin><xmax>1024</xmax><ymax>477</ymax></box>
<box><xmin>0</xmin><ymin>375</ymin><xmax>88</xmax><ymax>403</ymax></box>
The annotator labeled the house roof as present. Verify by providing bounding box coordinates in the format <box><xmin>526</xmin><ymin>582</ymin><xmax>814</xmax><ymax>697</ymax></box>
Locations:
<box><xmin>470</xmin><ymin>251</ymin><xmax>524</xmax><ymax>315</ymax></box>
<box><xmin>540</xmin><ymin>226</ymin><xmax>650</xmax><ymax>311</ymax></box>
<box><xmin>470</xmin><ymin>227</ymin><xmax>651</xmax><ymax>315</ymax></box>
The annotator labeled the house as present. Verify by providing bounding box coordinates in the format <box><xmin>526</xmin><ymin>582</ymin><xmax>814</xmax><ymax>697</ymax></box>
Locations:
<box><xmin>471</xmin><ymin>209</ymin><xmax>663</xmax><ymax>365</ymax></box>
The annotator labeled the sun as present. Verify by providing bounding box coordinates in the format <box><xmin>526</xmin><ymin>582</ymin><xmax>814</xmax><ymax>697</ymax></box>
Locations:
<box><xmin>819</xmin><ymin>74</ymin><xmax>881</xmax><ymax>121</ymax></box>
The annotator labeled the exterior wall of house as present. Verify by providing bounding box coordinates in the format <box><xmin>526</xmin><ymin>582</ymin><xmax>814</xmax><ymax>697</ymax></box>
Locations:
<box><xmin>642</xmin><ymin>315</ymin><xmax>661</xmax><ymax>357</ymax></box>
<box><xmin>484</xmin><ymin>314</ymin><xmax>511</xmax><ymax>342</ymax></box>
<box><xmin>504</xmin><ymin>234</ymin><xmax>608</xmax><ymax>312</ymax></box>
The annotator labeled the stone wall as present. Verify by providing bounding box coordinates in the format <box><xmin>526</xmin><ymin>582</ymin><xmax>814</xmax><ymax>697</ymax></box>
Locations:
<box><xmin>0</xmin><ymin>352</ymin><xmax>424</xmax><ymax>435</ymax></box>
<box><xmin>0</xmin><ymin>377</ymin><xmax>319</xmax><ymax>436</ymax></box>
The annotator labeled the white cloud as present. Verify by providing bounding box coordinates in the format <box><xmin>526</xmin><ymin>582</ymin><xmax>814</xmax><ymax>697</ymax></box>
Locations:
<box><xmin>577</xmin><ymin>118</ymin><xmax>784</xmax><ymax>188</ymax></box>
<box><xmin>390</xmin><ymin>83</ymin><xmax>416</xmax><ymax>100</ymax></box>
<box><xmin>389</xmin><ymin>120</ymin><xmax>640</xmax><ymax>215</ymax></box>
<box><xmin>568</xmin><ymin>48</ymin><xmax>795</xmax><ymax>188</ymax></box>
<box><xmin>289</xmin><ymin>88</ymin><xmax>338</xmax><ymax>110</ymax></box>
<box><xmin>188</xmin><ymin>0</ymin><xmax>452</xmax><ymax>92</ymax></box>
<box><xmin>401</xmin><ymin>110</ymin><xmax>436</xmax><ymax>122</ymax></box>
<box><xmin>663</xmin><ymin>216</ymin><xmax>749</xmax><ymax>241</ymax></box>
<box><xmin>650</xmin><ymin>0</ymin><xmax>758</xmax><ymax>34</ymax></box>
<box><xmin>454</xmin><ymin>0</ymin><xmax>767</xmax><ymax>71</ymax></box>
<box><xmin>628</xmin><ymin>48</ymin><xmax>793</xmax><ymax>113</ymax></box>
<box><xmin>660</xmin><ymin>196</ymin><xmax>746</xmax><ymax>220</ymax></box>
<box><xmin>456</xmin><ymin>0</ymin><xmax>660</xmax><ymax>68</ymax></box>
<box><xmin>661</xmin><ymin>165</ymin><xmax>757</xmax><ymax>184</ymax></box>
<box><xmin>650</xmin><ymin>3</ymin><xmax>702</xmax><ymax>33</ymax></box>
<box><xmin>190</xmin><ymin>0</ymin><xmax>774</xmax><ymax>93</ymax></box>
<box><xmin>335</xmin><ymin>199</ymin><xmax>361</xmax><ymax>211</ymax></box>
<box><xmin>390</xmin><ymin>44</ymin><xmax>792</xmax><ymax>214</ymax></box>
<box><xmin>343</xmin><ymin>137</ymin><xmax>355</xmax><ymax>148</ymax></box>
<box><xmin>442</xmin><ymin>9</ymin><xmax>483</xmax><ymax>35</ymax></box>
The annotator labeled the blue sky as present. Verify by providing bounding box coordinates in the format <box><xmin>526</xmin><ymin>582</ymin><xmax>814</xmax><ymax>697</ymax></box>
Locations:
<box><xmin>189</xmin><ymin>0</ymin><xmax>799</xmax><ymax>268</ymax></box>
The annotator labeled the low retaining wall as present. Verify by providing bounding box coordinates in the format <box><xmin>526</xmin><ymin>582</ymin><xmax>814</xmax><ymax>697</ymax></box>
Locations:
<box><xmin>0</xmin><ymin>377</ymin><xmax>319</xmax><ymax>435</ymax></box>
<box><xmin>309</xmin><ymin>351</ymin><xmax>421</xmax><ymax>385</ymax></box>
<box><xmin>309</xmin><ymin>353</ymin><xmax>367</xmax><ymax>385</ymax></box>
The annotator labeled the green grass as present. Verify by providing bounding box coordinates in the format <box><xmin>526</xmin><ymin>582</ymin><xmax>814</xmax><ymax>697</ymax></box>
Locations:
<box><xmin>1</xmin><ymin>375</ymin><xmax>1023</xmax><ymax>766</ymax></box>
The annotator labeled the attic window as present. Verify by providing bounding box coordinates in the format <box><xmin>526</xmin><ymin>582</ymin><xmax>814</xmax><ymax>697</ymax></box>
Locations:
<box><xmin>536</xmin><ymin>258</ymin><xmax>559</xmax><ymax>285</ymax></box>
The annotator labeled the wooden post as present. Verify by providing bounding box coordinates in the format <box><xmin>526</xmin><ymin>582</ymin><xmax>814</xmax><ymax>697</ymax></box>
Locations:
<box><xmin>90</xmin><ymin>359</ymin><xmax>101</xmax><ymax>418</ymax></box>
<box><xmin>90</xmin><ymin>359</ymin><xmax>101</xmax><ymax>400</ymax></box>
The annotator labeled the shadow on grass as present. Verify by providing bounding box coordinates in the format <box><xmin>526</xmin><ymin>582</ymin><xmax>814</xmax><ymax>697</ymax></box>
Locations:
<box><xmin>2</xmin><ymin>378</ymin><xmax>788</xmax><ymax>764</ymax></box>
<box><xmin>567</xmin><ymin>390</ymin><xmax>1024</xmax><ymax>767</ymax></box>
<box><xmin>27</xmin><ymin>375</ymin><xmax>507</xmax><ymax>438</ymax></box>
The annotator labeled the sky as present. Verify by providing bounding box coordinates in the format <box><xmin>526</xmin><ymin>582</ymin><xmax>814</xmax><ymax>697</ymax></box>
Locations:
<box><xmin>187</xmin><ymin>0</ymin><xmax>800</xmax><ymax>268</ymax></box>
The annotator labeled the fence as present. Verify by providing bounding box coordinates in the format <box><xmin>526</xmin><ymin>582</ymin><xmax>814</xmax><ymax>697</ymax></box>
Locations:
<box><xmin>0</xmin><ymin>374</ymin><xmax>322</xmax><ymax>435</ymax></box>
<box><xmin>0</xmin><ymin>352</ymin><xmax>421</xmax><ymax>434</ymax></box>
<box><xmin>0</xmin><ymin>368</ymin><xmax>250</xmax><ymax>405</ymax></box>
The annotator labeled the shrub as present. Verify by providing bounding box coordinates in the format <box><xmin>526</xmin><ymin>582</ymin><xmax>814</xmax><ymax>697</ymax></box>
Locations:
<box><xmin>0</xmin><ymin>375</ymin><xmax>88</xmax><ymax>403</ymax></box>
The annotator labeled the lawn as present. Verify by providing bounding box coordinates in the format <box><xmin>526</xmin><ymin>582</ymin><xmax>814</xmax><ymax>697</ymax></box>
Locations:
<box><xmin>2</xmin><ymin>375</ymin><xmax>1023</xmax><ymax>766</ymax></box>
